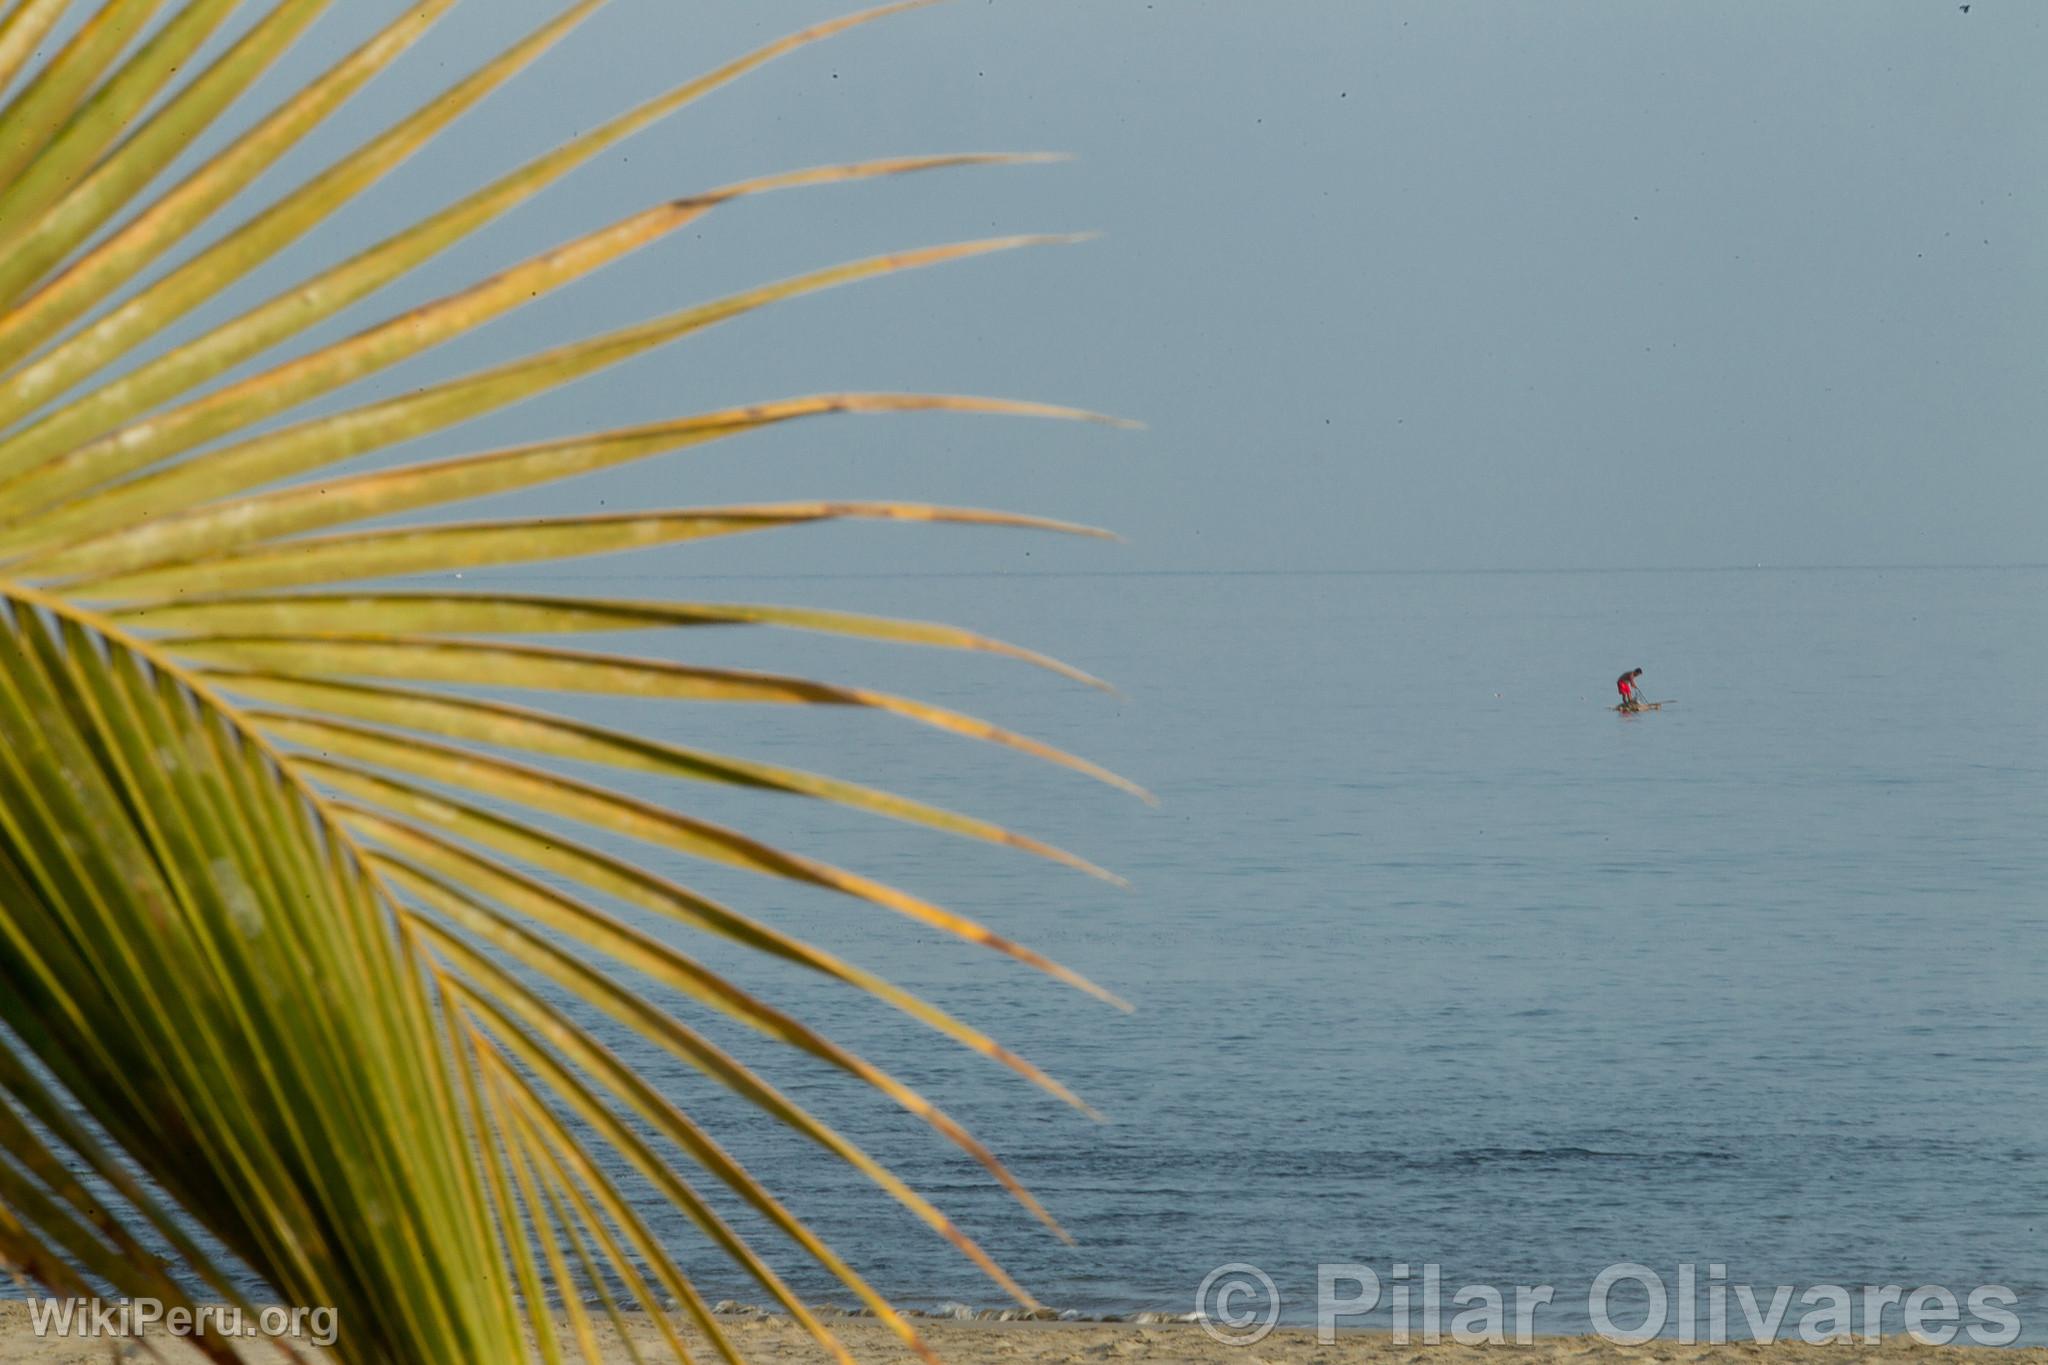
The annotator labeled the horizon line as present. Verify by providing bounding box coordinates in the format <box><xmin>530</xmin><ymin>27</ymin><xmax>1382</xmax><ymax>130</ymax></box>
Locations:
<box><xmin>492</xmin><ymin>561</ymin><xmax>2048</xmax><ymax>582</ymax></box>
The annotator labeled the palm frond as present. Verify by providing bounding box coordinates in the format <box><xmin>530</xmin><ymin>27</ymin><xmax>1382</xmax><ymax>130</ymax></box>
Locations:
<box><xmin>0</xmin><ymin>3</ymin><xmax>1132</xmax><ymax>1362</ymax></box>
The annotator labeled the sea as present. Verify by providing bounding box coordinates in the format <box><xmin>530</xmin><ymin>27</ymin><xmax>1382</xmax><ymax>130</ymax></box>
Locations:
<box><xmin>498</xmin><ymin>564</ymin><xmax>2048</xmax><ymax>1341</ymax></box>
<box><xmin>28</xmin><ymin>565</ymin><xmax>2045</xmax><ymax>1343</ymax></box>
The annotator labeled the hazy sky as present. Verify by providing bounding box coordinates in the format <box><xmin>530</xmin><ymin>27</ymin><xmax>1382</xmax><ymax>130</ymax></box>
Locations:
<box><xmin>132</xmin><ymin>2</ymin><xmax>2048</xmax><ymax>574</ymax></box>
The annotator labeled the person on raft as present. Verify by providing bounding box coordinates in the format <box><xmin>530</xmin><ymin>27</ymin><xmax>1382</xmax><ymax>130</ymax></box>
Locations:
<box><xmin>1616</xmin><ymin>668</ymin><xmax>1645</xmax><ymax>710</ymax></box>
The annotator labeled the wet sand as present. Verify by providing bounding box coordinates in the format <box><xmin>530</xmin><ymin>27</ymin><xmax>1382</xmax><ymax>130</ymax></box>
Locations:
<box><xmin>3</xmin><ymin>1303</ymin><xmax>2044</xmax><ymax>1364</ymax></box>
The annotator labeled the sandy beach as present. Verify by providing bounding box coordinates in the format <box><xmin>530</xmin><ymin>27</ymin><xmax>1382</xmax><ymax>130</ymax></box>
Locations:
<box><xmin>4</xmin><ymin>1304</ymin><xmax>2044</xmax><ymax>1365</ymax></box>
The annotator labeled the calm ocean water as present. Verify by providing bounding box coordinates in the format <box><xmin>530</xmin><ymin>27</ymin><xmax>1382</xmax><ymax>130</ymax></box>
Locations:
<box><xmin>493</xmin><ymin>564</ymin><xmax>2046</xmax><ymax>1339</ymax></box>
<box><xmin>49</xmin><ymin>566</ymin><xmax>2046</xmax><ymax>1341</ymax></box>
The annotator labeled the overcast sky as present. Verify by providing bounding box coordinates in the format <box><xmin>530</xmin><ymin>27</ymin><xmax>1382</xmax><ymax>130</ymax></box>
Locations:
<box><xmin>132</xmin><ymin>2</ymin><xmax>2048</xmax><ymax>574</ymax></box>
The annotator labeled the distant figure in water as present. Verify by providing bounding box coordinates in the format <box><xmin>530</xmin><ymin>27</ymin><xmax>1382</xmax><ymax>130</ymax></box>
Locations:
<box><xmin>1616</xmin><ymin>668</ymin><xmax>1644</xmax><ymax>710</ymax></box>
